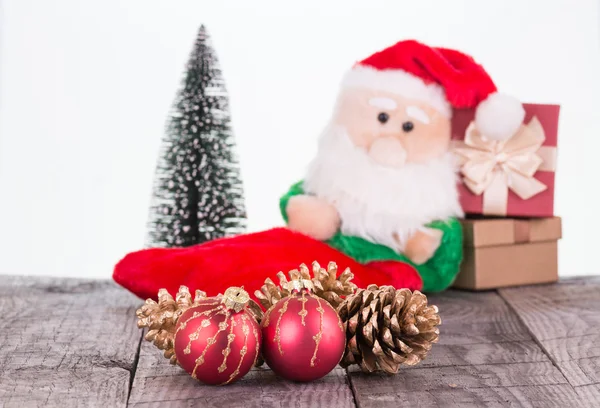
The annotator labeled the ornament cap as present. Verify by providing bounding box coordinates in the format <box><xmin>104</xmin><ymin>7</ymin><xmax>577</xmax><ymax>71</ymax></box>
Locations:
<box><xmin>222</xmin><ymin>286</ymin><xmax>250</xmax><ymax>313</ymax></box>
<box><xmin>285</xmin><ymin>278</ymin><xmax>314</xmax><ymax>293</ymax></box>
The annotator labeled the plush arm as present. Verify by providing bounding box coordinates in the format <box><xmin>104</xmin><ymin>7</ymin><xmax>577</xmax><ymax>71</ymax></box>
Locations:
<box><xmin>279</xmin><ymin>181</ymin><xmax>305</xmax><ymax>224</ymax></box>
<box><xmin>279</xmin><ymin>181</ymin><xmax>340</xmax><ymax>241</ymax></box>
<box><xmin>409</xmin><ymin>218</ymin><xmax>463</xmax><ymax>292</ymax></box>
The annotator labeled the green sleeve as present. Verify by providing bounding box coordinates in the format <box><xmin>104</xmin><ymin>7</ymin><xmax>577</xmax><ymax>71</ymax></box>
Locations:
<box><xmin>279</xmin><ymin>181</ymin><xmax>305</xmax><ymax>223</ymax></box>
<box><xmin>279</xmin><ymin>181</ymin><xmax>463</xmax><ymax>292</ymax></box>
<box><xmin>326</xmin><ymin>218</ymin><xmax>462</xmax><ymax>292</ymax></box>
<box><xmin>414</xmin><ymin>218</ymin><xmax>463</xmax><ymax>292</ymax></box>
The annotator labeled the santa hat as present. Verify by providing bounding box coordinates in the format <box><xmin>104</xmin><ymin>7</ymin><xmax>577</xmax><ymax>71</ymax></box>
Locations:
<box><xmin>341</xmin><ymin>40</ymin><xmax>524</xmax><ymax>141</ymax></box>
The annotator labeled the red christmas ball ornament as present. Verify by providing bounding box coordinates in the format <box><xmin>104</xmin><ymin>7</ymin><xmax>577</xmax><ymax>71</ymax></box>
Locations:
<box><xmin>261</xmin><ymin>279</ymin><xmax>346</xmax><ymax>382</ymax></box>
<box><xmin>174</xmin><ymin>287</ymin><xmax>261</xmax><ymax>385</ymax></box>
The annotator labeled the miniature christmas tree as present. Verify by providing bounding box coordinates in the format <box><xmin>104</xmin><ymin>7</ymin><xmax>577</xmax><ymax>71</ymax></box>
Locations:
<box><xmin>147</xmin><ymin>25</ymin><xmax>246</xmax><ymax>247</ymax></box>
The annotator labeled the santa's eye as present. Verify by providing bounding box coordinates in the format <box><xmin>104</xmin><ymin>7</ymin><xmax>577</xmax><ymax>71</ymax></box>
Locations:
<box><xmin>402</xmin><ymin>121</ymin><xmax>414</xmax><ymax>132</ymax></box>
<box><xmin>377</xmin><ymin>112</ymin><xmax>389</xmax><ymax>124</ymax></box>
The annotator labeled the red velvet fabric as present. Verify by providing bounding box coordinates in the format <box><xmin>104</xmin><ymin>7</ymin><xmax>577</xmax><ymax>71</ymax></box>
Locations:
<box><xmin>113</xmin><ymin>227</ymin><xmax>421</xmax><ymax>304</ymax></box>
<box><xmin>359</xmin><ymin>39</ymin><xmax>497</xmax><ymax>109</ymax></box>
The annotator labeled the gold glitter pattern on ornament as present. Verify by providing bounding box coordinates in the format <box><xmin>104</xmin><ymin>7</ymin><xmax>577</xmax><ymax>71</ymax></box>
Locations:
<box><xmin>251</xmin><ymin>317</ymin><xmax>260</xmax><ymax>367</ymax></box>
<box><xmin>222</xmin><ymin>316</ymin><xmax>250</xmax><ymax>385</ymax></box>
<box><xmin>191</xmin><ymin>311</ymin><xmax>230</xmax><ymax>379</ymax></box>
<box><xmin>263</xmin><ymin>304</ymin><xmax>276</xmax><ymax>327</ymax></box>
<box><xmin>299</xmin><ymin>291</ymin><xmax>308</xmax><ymax>326</ymax></box>
<box><xmin>274</xmin><ymin>297</ymin><xmax>292</xmax><ymax>356</ymax></box>
<box><xmin>218</xmin><ymin>318</ymin><xmax>237</xmax><ymax>373</ymax></box>
<box><xmin>184</xmin><ymin>318</ymin><xmax>212</xmax><ymax>355</ymax></box>
<box><xmin>176</xmin><ymin>305</ymin><xmax>222</xmax><ymax>333</ymax></box>
<box><xmin>310</xmin><ymin>295</ymin><xmax>325</xmax><ymax>367</ymax></box>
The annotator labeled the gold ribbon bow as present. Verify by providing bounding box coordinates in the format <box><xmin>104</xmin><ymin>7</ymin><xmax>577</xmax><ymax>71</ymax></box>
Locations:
<box><xmin>453</xmin><ymin>116</ymin><xmax>557</xmax><ymax>215</ymax></box>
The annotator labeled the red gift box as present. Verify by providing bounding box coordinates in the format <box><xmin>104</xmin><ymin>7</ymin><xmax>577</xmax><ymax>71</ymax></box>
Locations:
<box><xmin>451</xmin><ymin>104</ymin><xmax>560</xmax><ymax>217</ymax></box>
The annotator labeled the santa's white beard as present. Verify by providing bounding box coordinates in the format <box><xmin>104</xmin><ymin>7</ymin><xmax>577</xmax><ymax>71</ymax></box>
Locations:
<box><xmin>303</xmin><ymin>125</ymin><xmax>463</xmax><ymax>250</ymax></box>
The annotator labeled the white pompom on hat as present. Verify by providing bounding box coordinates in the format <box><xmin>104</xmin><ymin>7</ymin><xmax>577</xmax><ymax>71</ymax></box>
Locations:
<box><xmin>474</xmin><ymin>92</ymin><xmax>525</xmax><ymax>141</ymax></box>
<box><xmin>341</xmin><ymin>40</ymin><xmax>525</xmax><ymax>140</ymax></box>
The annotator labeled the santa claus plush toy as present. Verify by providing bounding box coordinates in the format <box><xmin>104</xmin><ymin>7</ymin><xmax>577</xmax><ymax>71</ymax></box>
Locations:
<box><xmin>114</xmin><ymin>40</ymin><xmax>524</xmax><ymax>301</ymax></box>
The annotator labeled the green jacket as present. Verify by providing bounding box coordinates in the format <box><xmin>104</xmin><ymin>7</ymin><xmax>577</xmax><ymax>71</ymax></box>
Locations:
<box><xmin>280</xmin><ymin>181</ymin><xmax>463</xmax><ymax>292</ymax></box>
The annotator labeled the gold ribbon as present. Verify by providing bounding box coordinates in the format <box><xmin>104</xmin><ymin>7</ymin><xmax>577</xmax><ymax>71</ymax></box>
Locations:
<box><xmin>453</xmin><ymin>116</ymin><xmax>557</xmax><ymax>215</ymax></box>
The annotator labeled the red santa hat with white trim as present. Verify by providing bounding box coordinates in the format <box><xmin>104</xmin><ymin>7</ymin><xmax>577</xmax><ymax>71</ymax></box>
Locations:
<box><xmin>341</xmin><ymin>40</ymin><xmax>524</xmax><ymax>141</ymax></box>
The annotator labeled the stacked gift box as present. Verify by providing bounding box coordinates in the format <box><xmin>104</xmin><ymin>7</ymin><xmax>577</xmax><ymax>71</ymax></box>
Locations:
<box><xmin>451</xmin><ymin>103</ymin><xmax>561</xmax><ymax>290</ymax></box>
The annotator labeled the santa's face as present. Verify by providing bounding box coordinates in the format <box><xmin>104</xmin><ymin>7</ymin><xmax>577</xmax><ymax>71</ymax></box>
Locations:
<box><xmin>332</xmin><ymin>88</ymin><xmax>451</xmax><ymax>167</ymax></box>
<box><xmin>303</xmin><ymin>88</ymin><xmax>461</xmax><ymax>250</ymax></box>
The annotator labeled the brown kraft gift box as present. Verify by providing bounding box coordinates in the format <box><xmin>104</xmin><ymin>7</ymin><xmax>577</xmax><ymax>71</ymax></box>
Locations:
<box><xmin>453</xmin><ymin>217</ymin><xmax>562</xmax><ymax>290</ymax></box>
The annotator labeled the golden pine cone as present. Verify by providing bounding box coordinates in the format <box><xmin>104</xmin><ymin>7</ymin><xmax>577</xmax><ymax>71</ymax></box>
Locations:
<box><xmin>137</xmin><ymin>286</ymin><xmax>264</xmax><ymax>365</ymax></box>
<box><xmin>136</xmin><ymin>286</ymin><xmax>207</xmax><ymax>364</ymax></box>
<box><xmin>254</xmin><ymin>261</ymin><xmax>357</xmax><ymax>309</ymax></box>
<box><xmin>337</xmin><ymin>285</ymin><xmax>441</xmax><ymax>374</ymax></box>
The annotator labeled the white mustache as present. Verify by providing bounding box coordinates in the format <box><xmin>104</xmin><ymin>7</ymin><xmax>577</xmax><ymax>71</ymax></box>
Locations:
<box><xmin>304</xmin><ymin>124</ymin><xmax>463</xmax><ymax>249</ymax></box>
<box><xmin>368</xmin><ymin>137</ymin><xmax>407</xmax><ymax>168</ymax></box>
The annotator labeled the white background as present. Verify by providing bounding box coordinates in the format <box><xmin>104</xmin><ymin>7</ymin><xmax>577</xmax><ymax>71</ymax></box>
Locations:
<box><xmin>1</xmin><ymin>0</ymin><xmax>599</xmax><ymax>279</ymax></box>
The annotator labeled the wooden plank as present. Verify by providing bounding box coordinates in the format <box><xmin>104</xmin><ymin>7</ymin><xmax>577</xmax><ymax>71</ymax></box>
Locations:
<box><xmin>421</xmin><ymin>291</ymin><xmax>549</xmax><ymax>367</ymax></box>
<box><xmin>128</xmin><ymin>338</ymin><xmax>356</xmax><ymax>408</ymax></box>
<box><xmin>576</xmin><ymin>384</ymin><xmax>600</xmax><ymax>407</ymax></box>
<box><xmin>352</xmin><ymin>383</ymin><xmax>590</xmax><ymax>408</ymax></box>
<box><xmin>500</xmin><ymin>278</ymin><xmax>600</xmax><ymax>389</ymax></box>
<box><xmin>499</xmin><ymin>279</ymin><xmax>600</xmax><ymax>340</ymax></box>
<box><xmin>347</xmin><ymin>364</ymin><xmax>592</xmax><ymax>407</ymax></box>
<box><xmin>542</xmin><ymin>335</ymin><xmax>600</xmax><ymax>361</ymax></box>
<box><xmin>426</xmin><ymin>290</ymin><xmax>534</xmax><ymax>345</ymax></box>
<box><xmin>539</xmin><ymin>336</ymin><xmax>600</xmax><ymax>387</ymax></box>
<box><xmin>0</xmin><ymin>276</ymin><xmax>142</xmax><ymax>408</ymax></box>
<box><xmin>421</xmin><ymin>339</ymin><xmax>548</xmax><ymax>368</ymax></box>
<box><xmin>349</xmin><ymin>362</ymin><xmax>567</xmax><ymax>392</ymax></box>
<box><xmin>3</xmin><ymin>276</ymin><xmax>598</xmax><ymax>407</ymax></box>
<box><xmin>349</xmin><ymin>289</ymin><xmax>579</xmax><ymax>407</ymax></box>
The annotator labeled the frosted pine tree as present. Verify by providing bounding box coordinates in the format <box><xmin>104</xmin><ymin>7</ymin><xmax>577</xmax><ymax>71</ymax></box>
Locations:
<box><xmin>147</xmin><ymin>25</ymin><xmax>246</xmax><ymax>247</ymax></box>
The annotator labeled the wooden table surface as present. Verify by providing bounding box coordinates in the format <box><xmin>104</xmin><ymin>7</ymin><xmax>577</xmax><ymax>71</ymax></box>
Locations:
<box><xmin>1</xmin><ymin>276</ymin><xmax>599</xmax><ymax>408</ymax></box>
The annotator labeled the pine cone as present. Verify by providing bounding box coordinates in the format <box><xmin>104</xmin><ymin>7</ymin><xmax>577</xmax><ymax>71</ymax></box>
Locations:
<box><xmin>136</xmin><ymin>286</ymin><xmax>207</xmax><ymax>364</ymax></box>
<box><xmin>137</xmin><ymin>286</ymin><xmax>264</xmax><ymax>365</ymax></box>
<box><xmin>338</xmin><ymin>285</ymin><xmax>441</xmax><ymax>374</ymax></box>
<box><xmin>254</xmin><ymin>261</ymin><xmax>357</xmax><ymax>309</ymax></box>
<box><xmin>312</xmin><ymin>262</ymin><xmax>357</xmax><ymax>307</ymax></box>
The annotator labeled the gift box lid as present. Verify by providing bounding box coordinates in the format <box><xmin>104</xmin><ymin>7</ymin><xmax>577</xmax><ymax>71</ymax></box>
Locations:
<box><xmin>461</xmin><ymin>217</ymin><xmax>562</xmax><ymax>248</ymax></box>
<box><xmin>452</xmin><ymin>103</ymin><xmax>560</xmax><ymax>145</ymax></box>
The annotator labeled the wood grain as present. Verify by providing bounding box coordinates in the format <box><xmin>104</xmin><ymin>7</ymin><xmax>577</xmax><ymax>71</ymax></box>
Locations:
<box><xmin>3</xmin><ymin>276</ymin><xmax>600</xmax><ymax>407</ymax></box>
<box><xmin>0</xmin><ymin>276</ymin><xmax>142</xmax><ymax>408</ymax></box>
<box><xmin>499</xmin><ymin>280</ymin><xmax>600</xmax><ymax>340</ymax></box>
<box><xmin>500</xmin><ymin>279</ymin><xmax>600</xmax><ymax>390</ymax></box>
<box><xmin>349</xmin><ymin>362</ymin><xmax>567</xmax><ymax>392</ymax></box>
<box><xmin>349</xmin><ymin>289</ymin><xmax>580</xmax><ymax>407</ymax></box>
<box><xmin>128</xmin><ymin>338</ymin><xmax>355</xmax><ymax>408</ymax></box>
<box><xmin>421</xmin><ymin>291</ymin><xmax>549</xmax><ymax>367</ymax></box>
<box><xmin>426</xmin><ymin>291</ymin><xmax>534</xmax><ymax>345</ymax></box>
<box><xmin>576</xmin><ymin>384</ymin><xmax>600</xmax><ymax>407</ymax></box>
<box><xmin>354</xmin><ymin>384</ymin><xmax>590</xmax><ymax>408</ymax></box>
